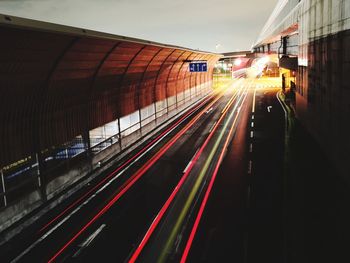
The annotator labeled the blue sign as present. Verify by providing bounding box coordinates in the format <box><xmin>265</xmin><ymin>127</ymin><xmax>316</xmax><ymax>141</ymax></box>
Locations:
<box><xmin>189</xmin><ymin>62</ymin><xmax>207</xmax><ymax>72</ymax></box>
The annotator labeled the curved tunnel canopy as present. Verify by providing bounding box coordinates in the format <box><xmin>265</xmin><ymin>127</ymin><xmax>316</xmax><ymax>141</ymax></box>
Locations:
<box><xmin>0</xmin><ymin>15</ymin><xmax>220</xmax><ymax>168</ymax></box>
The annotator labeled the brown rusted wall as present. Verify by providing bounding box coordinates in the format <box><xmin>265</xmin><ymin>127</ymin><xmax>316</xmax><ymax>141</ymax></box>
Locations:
<box><xmin>0</xmin><ymin>24</ymin><xmax>219</xmax><ymax>168</ymax></box>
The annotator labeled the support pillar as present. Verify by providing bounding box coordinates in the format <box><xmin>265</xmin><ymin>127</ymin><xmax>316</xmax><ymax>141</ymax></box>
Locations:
<box><xmin>82</xmin><ymin>129</ymin><xmax>91</xmax><ymax>157</ymax></box>
<box><xmin>175</xmin><ymin>90</ymin><xmax>178</xmax><ymax>110</ymax></box>
<box><xmin>117</xmin><ymin>118</ymin><xmax>122</xmax><ymax>149</ymax></box>
<box><xmin>138</xmin><ymin>108</ymin><xmax>143</xmax><ymax>136</ymax></box>
<box><xmin>1</xmin><ymin>169</ymin><xmax>7</xmax><ymax>207</ymax></box>
<box><xmin>153</xmin><ymin>102</ymin><xmax>157</xmax><ymax>125</ymax></box>
<box><xmin>282</xmin><ymin>37</ymin><xmax>287</xmax><ymax>55</ymax></box>
<box><xmin>166</xmin><ymin>96</ymin><xmax>170</xmax><ymax>114</ymax></box>
<box><xmin>138</xmin><ymin>108</ymin><xmax>142</xmax><ymax>129</ymax></box>
<box><xmin>36</xmin><ymin>153</ymin><xmax>47</xmax><ymax>202</ymax></box>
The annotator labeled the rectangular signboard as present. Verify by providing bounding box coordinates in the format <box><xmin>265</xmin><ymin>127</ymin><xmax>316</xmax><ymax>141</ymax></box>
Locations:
<box><xmin>189</xmin><ymin>62</ymin><xmax>207</xmax><ymax>72</ymax></box>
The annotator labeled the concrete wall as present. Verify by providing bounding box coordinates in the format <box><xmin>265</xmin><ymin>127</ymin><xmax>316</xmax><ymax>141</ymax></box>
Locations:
<box><xmin>254</xmin><ymin>0</ymin><xmax>350</xmax><ymax>179</ymax></box>
<box><xmin>296</xmin><ymin>0</ymin><xmax>350</xmax><ymax>178</ymax></box>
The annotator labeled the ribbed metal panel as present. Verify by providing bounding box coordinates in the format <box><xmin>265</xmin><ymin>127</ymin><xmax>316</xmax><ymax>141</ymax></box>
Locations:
<box><xmin>0</xmin><ymin>19</ymin><xmax>220</xmax><ymax>168</ymax></box>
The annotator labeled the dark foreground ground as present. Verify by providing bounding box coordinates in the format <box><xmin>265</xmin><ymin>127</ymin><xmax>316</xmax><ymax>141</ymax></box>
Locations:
<box><xmin>186</xmin><ymin>88</ymin><xmax>350</xmax><ymax>263</ymax></box>
<box><xmin>286</xmin><ymin>119</ymin><xmax>350</xmax><ymax>263</ymax></box>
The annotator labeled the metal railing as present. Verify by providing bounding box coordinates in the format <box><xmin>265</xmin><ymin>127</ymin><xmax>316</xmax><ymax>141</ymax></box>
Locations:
<box><xmin>0</xmin><ymin>85</ymin><xmax>209</xmax><ymax>210</ymax></box>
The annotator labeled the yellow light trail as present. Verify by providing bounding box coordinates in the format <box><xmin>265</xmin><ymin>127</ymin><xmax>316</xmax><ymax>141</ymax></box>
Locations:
<box><xmin>180</xmin><ymin>81</ymin><xmax>252</xmax><ymax>263</ymax></box>
<box><xmin>157</xmin><ymin>80</ymin><xmax>251</xmax><ymax>263</ymax></box>
<box><xmin>128</xmin><ymin>78</ymin><xmax>245</xmax><ymax>263</ymax></box>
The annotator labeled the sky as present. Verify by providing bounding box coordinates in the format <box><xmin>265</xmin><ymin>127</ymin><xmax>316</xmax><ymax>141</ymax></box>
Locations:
<box><xmin>0</xmin><ymin>0</ymin><xmax>278</xmax><ymax>53</ymax></box>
